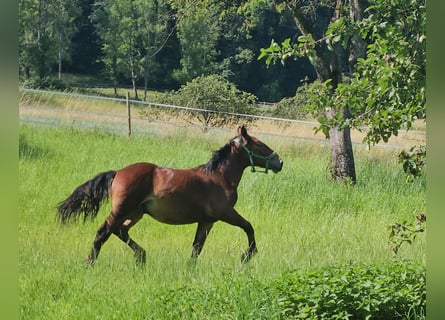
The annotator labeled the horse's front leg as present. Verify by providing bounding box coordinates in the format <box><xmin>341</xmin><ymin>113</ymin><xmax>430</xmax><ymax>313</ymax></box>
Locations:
<box><xmin>220</xmin><ymin>208</ymin><xmax>258</xmax><ymax>263</ymax></box>
<box><xmin>191</xmin><ymin>221</ymin><xmax>214</xmax><ymax>260</ymax></box>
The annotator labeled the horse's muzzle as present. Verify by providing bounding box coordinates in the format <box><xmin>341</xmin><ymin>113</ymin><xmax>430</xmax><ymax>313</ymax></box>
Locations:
<box><xmin>271</xmin><ymin>159</ymin><xmax>283</xmax><ymax>173</ymax></box>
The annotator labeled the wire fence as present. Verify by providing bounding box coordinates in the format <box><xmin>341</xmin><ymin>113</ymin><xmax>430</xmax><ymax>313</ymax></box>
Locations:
<box><xmin>19</xmin><ymin>88</ymin><xmax>425</xmax><ymax>150</ymax></box>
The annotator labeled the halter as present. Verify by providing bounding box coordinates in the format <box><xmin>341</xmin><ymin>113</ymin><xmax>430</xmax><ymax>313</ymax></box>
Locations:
<box><xmin>234</xmin><ymin>138</ymin><xmax>277</xmax><ymax>173</ymax></box>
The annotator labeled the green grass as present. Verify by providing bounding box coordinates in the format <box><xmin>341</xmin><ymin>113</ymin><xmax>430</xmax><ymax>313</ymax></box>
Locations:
<box><xmin>19</xmin><ymin>124</ymin><xmax>425</xmax><ymax>319</ymax></box>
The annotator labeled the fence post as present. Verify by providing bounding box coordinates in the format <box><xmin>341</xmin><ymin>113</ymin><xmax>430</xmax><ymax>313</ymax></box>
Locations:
<box><xmin>126</xmin><ymin>91</ymin><xmax>131</xmax><ymax>137</ymax></box>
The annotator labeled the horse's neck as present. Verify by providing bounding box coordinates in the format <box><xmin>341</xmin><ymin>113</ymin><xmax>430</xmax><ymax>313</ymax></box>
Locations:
<box><xmin>218</xmin><ymin>152</ymin><xmax>249</xmax><ymax>189</ymax></box>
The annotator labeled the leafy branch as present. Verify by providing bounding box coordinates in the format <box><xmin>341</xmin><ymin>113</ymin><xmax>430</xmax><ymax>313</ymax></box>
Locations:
<box><xmin>389</xmin><ymin>213</ymin><xmax>426</xmax><ymax>255</ymax></box>
<box><xmin>258</xmin><ymin>0</ymin><xmax>426</xmax><ymax>148</ymax></box>
<box><xmin>398</xmin><ymin>145</ymin><xmax>426</xmax><ymax>182</ymax></box>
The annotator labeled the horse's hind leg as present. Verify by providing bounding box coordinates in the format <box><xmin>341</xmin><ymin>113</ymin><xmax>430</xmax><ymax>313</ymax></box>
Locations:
<box><xmin>220</xmin><ymin>209</ymin><xmax>258</xmax><ymax>263</ymax></box>
<box><xmin>113</xmin><ymin>215</ymin><xmax>146</xmax><ymax>265</ymax></box>
<box><xmin>85</xmin><ymin>214</ymin><xmax>116</xmax><ymax>265</ymax></box>
<box><xmin>191</xmin><ymin>222</ymin><xmax>214</xmax><ymax>260</ymax></box>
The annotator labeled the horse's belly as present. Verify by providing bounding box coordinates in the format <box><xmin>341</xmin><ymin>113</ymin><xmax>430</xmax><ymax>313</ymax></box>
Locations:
<box><xmin>142</xmin><ymin>198</ymin><xmax>212</xmax><ymax>225</ymax></box>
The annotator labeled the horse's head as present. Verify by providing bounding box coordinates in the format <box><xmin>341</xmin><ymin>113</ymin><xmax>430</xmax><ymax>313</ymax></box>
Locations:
<box><xmin>233</xmin><ymin>126</ymin><xmax>283</xmax><ymax>173</ymax></box>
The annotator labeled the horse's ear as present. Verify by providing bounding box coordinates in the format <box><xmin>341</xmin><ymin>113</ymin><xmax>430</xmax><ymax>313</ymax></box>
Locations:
<box><xmin>238</xmin><ymin>125</ymin><xmax>248</xmax><ymax>138</ymax></box>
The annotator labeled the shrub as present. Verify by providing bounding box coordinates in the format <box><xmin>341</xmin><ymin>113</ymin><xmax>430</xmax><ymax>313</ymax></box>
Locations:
<box><xmin>153</xmin><ymin>263</ymin><xmax>425</xmax><ymax>319</ymax></box>
<box><xmin>273</xmin><ymin>82</ymin><xmax>314</xmax><ymax>120</ymax></box>
<box><xmin>390</xmin><ymin>213</ymin><xmax>426</xmax><ymax>255</ymax></box>
<box><xmin>21</xmin><ymin>76</ymin><xmax>66</xmax><ymax>90</ymax></box>
<box><xmin>272</xmin><ymin>263</ymin><xmax>426</xmax><ymax>320</ymax></box>
<box><xmin>398</xmin><ymin>145</ymin><xmax>426</xmax><ymax>182</ymax></box>
<box><xmin>171</xmin><ymin>74</ymin><xmax>257</xmax><ymax>129</ymax></box>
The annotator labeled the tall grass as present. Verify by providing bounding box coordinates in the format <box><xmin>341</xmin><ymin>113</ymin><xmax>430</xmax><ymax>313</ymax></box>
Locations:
<box><xmin>19</xmin><ymin>124</ymin><xmax>425</xmax><ymax>319</ymax></box>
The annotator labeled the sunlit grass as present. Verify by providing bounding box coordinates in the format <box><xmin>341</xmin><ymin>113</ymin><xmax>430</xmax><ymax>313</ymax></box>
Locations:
<box><xmin>19</xmin><ymin>124</ymin><xmax>425</xmax><ymax>319</ymax></box>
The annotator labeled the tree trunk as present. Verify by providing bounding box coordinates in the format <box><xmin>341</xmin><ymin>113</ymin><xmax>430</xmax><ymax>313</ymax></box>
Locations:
<box><xmin>326</xmin><ymin>0</ymin><xmax>368</xmax><ymax>184</ymax></box>
<box><xmin>113</xmin><ymin>80</ymin><xmax>118</xmax><ymax>98</ymax></box>
<box><xmin>285</xmin><ymin>0</ymin><xmax>357</xmax><ymax>183</ymax></box>
<box><xmin>143</xmin><ymin>77</ymin><xmax>148</xmax><ymax>102</ymax></box>
<box><xmin>328</xmin><ymin>108</ymin><xmax>356</xmax><ymax>183</ymax></box>
<box><xmin>58</xmin><ymin>33</ymin><xmax>62</xmax><ymax>80</ymax></box>
<box><xmin>132</xmin><ymin>79</ymin><xmax>139</xmax><ymax>100</ymax></box>
<box><xmin>111</xmin><ymin>56</ymin><xmax>118</xmax><ymax>98</ymax></box>
<box><xmin>348</xmin><ymin>0</ymin><xmax>368</xmax><ymax>72</ymax></box>
<box><xmin>131</xmin><ymin>70</ymin><xmax>139</xmax><ymax>100</ymax></box>
<box><xmin>24</xmin><ymin>66</ymin><xmax>31</xmax><ymax>80</ymax></box>
<box><xmin>143</xmin><ymin>63</ymin><xmax>149</xmax><ymax>102</ymax></box>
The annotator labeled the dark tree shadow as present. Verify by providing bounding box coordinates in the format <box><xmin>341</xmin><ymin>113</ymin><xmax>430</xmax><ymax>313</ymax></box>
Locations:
<box><xmin>19</xmin><ymin>133</ymin><xmax>53</xmax><ymax>161</ymax></box>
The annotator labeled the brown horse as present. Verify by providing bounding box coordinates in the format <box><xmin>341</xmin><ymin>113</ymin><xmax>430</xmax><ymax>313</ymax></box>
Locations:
<box><xmin>57</xmin><ymin>126</ymin><xmax>283</xmax><ymax>265</ymax></box>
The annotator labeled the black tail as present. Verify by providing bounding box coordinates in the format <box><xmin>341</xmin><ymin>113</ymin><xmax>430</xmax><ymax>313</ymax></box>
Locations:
<box><xmin>57</xmin><ymin>170</ymin><xmax>117</xmax><ymax>224</ymax></box>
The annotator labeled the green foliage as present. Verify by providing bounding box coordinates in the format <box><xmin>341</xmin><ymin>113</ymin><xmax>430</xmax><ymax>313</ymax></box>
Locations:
<box><xmin>273</xmin><ymin>82</ymin><xmax>313</xmax><ymax>120</ymax></box>
<box><xmin>20</xmin><ymin>76</ymin><xmax>67</xmax><ymax>90</ymax></box>
<box><xmin>237</xmin><ymin>0</ymin><xmax>274</xmax><ymax>36</ymax></box>
<box><xmin>398</xmin><ymin>145</ymin><xmax>426</xmax><ymax>182</ymax></box>
<box><xmin>150</xmin><ymin>262</ymin><xmax>426</xmax><ymax>320</ymax></box>
<box><xmin>170</xmin><ymin>74</ymin><xmax>257</xmax><ymax>129</ymax></box>
<box><xmin>171</xmin><ymin>0</ymin><xmax>222</xmax><ymax>83</ymax></box>
<box><xmin>258</xmin><ymin>36</ymin><xmax>315</xmax><ymax>67</ymax></box>
<box><xmin>93</xmin><ymin>0</ymin><xmax>173</xmax><ymax>97</ymax></box>
<box><xmin>19</xmin><ymin>0</ymin><xmax>311</xmax><ymax>100</ymax></box>
<box><xmin>390</xmin><ymin>213</ymin><xmax>426</xmax><ymax>256</ymax></box>
<box><xmin>19</xmin><ymin>0</ymin><xmax>81</xmax><ymax>80</ymax></box>
<box><xmin>148</xmin><ymin>263</ymin><xmax>426</xmax><ymax>320</ymax></box>
<box><xmin>93</xmin><ymin>0</ymin><xmax>146</xmax><ymax>96</ymax></box>
<box><xmin>137</xmin><ymin>0</ymin><xmax>171</xmax><ymax>94</ymax></box>
<box><xmin>343</xmin><ymin>0</ymin><xmax>426</xmax><ymax>145</ymax></box>
<box><xmin>273</xmin><ymin>263</ymin><xmax>426</xmax><ymax>319</ymax></box>
<box><xmin>259</xmin><ymin>0</ymin><xmax>426</xmax><ymax>146</ymax></box>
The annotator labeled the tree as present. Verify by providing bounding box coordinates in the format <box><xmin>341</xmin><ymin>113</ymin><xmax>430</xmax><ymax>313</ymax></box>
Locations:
<box><xmin>93</xmin><ymin>0</ymin><xmax>145</xmax><ymax>99</ymax></box>
<box><xmin>259</xmin><ymin>0</ymin><xmax>425</xmax><ymax>183</ymax></box>
<box><xmin>67</xmin><ymin>0</ymin><xmax>103</xmax><ymax>75</ymax></box>
<box><xmin>234</xmin><ymin>0</ymin><xmax>317</xmax><ymax>101</ymax></box>
<box><xmin>91</xmin><ymin>1</ymin><xmax>120</xmax><ymax>96</ymax></box>
<box><xmin>172</xmin><ymin>74</ymin><xmax>257</xmax><ymax>129</ymax></box>
<box><xmin>136</xmin><ymin>0</ymin><xmax>172</xmax><ymax>101</ymax></box>
<box><xmin>53</xmin><ymin>0</ymin><xmax>80</xmax><ymax>80</ymax></box>
<box><xmin>341</xmin><ymin>0</ymin><xmax>426</xmax><ymax>145</ymax></box>
<box><xmin>260</xmin><ymin>0</ymin><xmax>358</xmax><ymax>183</ymax></box>
<box><xmin>170</xmin><ymin>0</ymin><xmax>222</xmax><ymax>83</ymax></box>
<box><xmin>117</xmin><ymin>0</ymin><xmax>144</xmax><ymax>100</ymax></box>
<box><xmin>19</xmin><ymin>0</ymin><xmax>80</xmax><ymax>81</ymax></box>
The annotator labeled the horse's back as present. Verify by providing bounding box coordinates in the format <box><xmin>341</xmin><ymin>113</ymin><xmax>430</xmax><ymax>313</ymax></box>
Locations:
<box><xmin>114</xmin><ymin>162</ymin><xmax>158</xmax><ymax>183</ymax></box>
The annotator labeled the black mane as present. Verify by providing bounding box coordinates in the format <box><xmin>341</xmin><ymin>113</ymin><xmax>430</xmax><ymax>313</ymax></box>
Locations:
<box><xmin>198</xmin><ymin>142</ymin><xmax>232</xmax><ymax>173</ymax></box>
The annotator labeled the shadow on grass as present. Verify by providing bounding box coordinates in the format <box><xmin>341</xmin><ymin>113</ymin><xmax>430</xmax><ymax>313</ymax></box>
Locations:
<box><xmin>19</xmin><ymin>133</ymin><xmax>53</xmax><ymax>161</ymax></box>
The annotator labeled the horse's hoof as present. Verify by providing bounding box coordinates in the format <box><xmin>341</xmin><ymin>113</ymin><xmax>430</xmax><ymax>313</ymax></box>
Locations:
<box><xmin>187</xmin><ymin>257</ymin><xmax>199</xmax><ymax>269</ymax></box>
<box><xmin>83</xmin><ymin>259</ymin><xmax>95</xmax><ymax>267</ymax></box>
<box><xmin>135</xmin><ymin>253</ymin><xmax>146</xmax><ymax>266</ymax></box>
<box><xmin>135</xmin><ymin>260</ymin><xmax>146</xmax><ymax>267</ymax></box>
<box><xmin>241</xmin><ymin>248</ymin><xmax>258</xmax><ymax>264</ymax></box>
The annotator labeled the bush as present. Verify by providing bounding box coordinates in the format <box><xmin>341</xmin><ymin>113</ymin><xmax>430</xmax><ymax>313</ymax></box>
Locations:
<box><xmin>273</xmin><ymin>263</ymin><xmax>426</xmax><ymax>320</ymax></box>
<box><xmin>273</xmin><ymin>82</ymin><xmax>315</xmax><ymax>120</ymax></box>
<box><xmin>153</xmin><ymin>263</ymin><xmax>425</xmax><ymax>319</ymax></box>
<box><xmin>171</xmin><ymin>74</ymin><xmax>257</xmax><ymax>129</ymax></box>
<box><xmin>398</xmin><ymin>145</ymin><xmax>426</xmax><ymax>182</ymax></box>
<box><xmin>21</xmin><ymin>76</ymin><xmax>66</xmax><ymax>90</ymax></box>
<box><xmin>390</xmin><ymin>213</ymin><xmax>426</xmax><ymax>255</ymax></box>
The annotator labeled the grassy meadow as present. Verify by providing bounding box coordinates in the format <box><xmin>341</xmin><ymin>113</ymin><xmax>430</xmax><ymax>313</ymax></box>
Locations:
<box><xmin>19</xmin><ymin>123</ymin><xmax>425</xmax><ymax>319</ymax></box>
